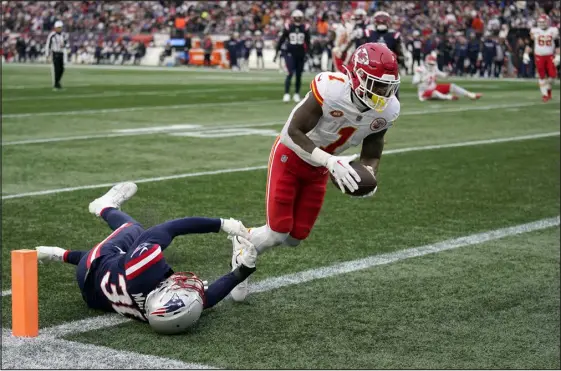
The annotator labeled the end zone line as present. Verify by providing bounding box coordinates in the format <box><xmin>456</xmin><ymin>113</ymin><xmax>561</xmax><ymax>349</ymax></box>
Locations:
<box><xmin>2</xmin><ymin>131</ymin><xmax>559</xmax><ymax>201</ymax></box>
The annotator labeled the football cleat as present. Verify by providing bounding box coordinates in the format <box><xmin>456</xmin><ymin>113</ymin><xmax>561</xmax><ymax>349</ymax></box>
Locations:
<box><xmin>470</xmin><ymin>93</ymin><xmax>482</xmax><ymax>100</ymax></box>
<box><xmin>283</xmin><ymin>93</ymin><xmax>291</xmax><ymax>103</ymax></box>
<box><xmin>229</xmin><ymin>236</ymin><xmax>253</xmax><ymax>301</ymax></box>
<box><xmin>293</xmin><ymin>93</ymin><xmax>301</xmax><ymax>103</ymax></box>
<box><xmin>451</xmin><ymin>95</ymin><xmax>459</xmax><ymax>101</ymax></box>
<box><xmin>547</xmin><ymin>89</ymin><xmax>552</xmax><ymax>99</ymax></box>
<box><xmin>89</xmin><ymin>182</ymin><xmax>138</xmax><ymax>217</ymax></box>
<box><xmin>35</xmin><ymin>246</ymin><xmax>66</xmax><ymax>262</ymax></box>
<box><xmin>542</xmin><ymin>95</ymin><xmax>551</xmax><ymax>103</ymax></box>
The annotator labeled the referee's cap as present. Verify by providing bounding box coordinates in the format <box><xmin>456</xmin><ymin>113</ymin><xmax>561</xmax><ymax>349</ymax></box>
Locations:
<box><xmin>54</xmin><ymin>21</ymin><xmax>63</xmax><ymax>28</ymax></box>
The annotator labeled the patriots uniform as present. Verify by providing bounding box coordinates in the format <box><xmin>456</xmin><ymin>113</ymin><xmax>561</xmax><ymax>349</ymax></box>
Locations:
<box><xmin>351</xmin><ymin>23</ymin><xmax>369</xmax><ymax>48</ymax></box>
<box><xmin>366</xmin><ymin>30</ymin><xmax>401</xmax><ymax>56</ymax></box>
<box><xmin>243</xmin><ymin>37</ymin><xmax>253</xmax><ymax>60</ymax></box>
<box><xmin>74</xmin><ymin>215</ymin><xmax>248</xmax><ymax>322</ymax></box>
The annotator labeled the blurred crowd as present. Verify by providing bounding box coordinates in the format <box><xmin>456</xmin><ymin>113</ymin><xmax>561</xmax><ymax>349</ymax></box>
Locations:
<box><xmin>2</xmin><ymin>0</ymin><xmax>559</xmax><ymax>76</ymax></box>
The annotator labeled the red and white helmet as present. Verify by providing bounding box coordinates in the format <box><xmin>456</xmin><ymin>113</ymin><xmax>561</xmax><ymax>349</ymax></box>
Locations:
<box><xmin>425</xmin><ymin>53</ymin><xmax>437</xmax><ymax>71</ymax></box>
<box><xmin>373</xmin><ymin>11</ymin><xmax>391</xmax><ymax>31</ymax></box>
<box><xmin>344</xmin><ymin>43</ymin><xmax>400</xmax><ymax>112</ymax></box>
<box><xmin>537</xmin><ymin>14</ymin><xmax>550</xmax><ymax>30</ymax></box>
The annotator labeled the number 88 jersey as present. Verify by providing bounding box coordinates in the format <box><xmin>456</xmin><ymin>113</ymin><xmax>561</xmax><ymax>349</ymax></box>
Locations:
<box><xmin>280</xmin><ymin>72</ymin><xmax>400</xmax><ymax>167</ymax></box>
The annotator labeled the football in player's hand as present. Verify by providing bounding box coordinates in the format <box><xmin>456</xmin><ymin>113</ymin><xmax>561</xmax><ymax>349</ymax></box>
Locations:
<box><xmin>330</xmin><ymin>161</ymin><xmax>377</xmax><ymax>196</ymax></box>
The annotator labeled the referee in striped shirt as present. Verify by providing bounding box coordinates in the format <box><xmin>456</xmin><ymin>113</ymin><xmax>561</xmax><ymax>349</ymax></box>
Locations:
<box><xmin>46</xmin><ymin>21</ymin><xmax>67</xmax><ymax>90</ymax></box>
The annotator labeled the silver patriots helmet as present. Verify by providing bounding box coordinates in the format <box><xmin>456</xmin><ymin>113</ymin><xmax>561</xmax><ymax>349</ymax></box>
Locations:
<box><xmin>145</xmin><ymin>272</ymin><xmax>205</xmax><ymax>335</ymax></box>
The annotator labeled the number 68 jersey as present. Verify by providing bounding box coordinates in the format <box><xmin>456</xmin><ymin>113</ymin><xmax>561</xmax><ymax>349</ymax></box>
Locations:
<box><xmin>280</xmin><ymin>72</ymin><xmax>400</xmax><ymax>167</ymax></box>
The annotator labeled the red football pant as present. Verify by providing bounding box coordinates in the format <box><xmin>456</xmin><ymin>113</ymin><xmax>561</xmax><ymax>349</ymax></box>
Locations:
<box><xmin>333</xmin><ymin>52</ymin><xmax>347</xmax><ymax>73</ymax></box>
<box><xmin>266</xmin><ymin>139</ymin><xmax>329</xmax><ymax>241</ymax></box>
<box><xmin>535</xmin><ymin>55</ymin><xmax>557</xmax><ymax>79</ymax></box>
<box><xmin>422</xmin><ymin>83</ymin><xmax>451</xmax><ymax>99</ymax></box>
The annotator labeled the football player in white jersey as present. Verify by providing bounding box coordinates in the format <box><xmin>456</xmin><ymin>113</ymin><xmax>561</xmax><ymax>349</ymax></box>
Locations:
<box><xmin>413</xmin><ymin>54</ymin><xmax>482</xmax><ymax>101</ymax></box>
<box><xmin>530</xmin><ymin>14</ymin><xmax>559</xmax><ymax>102</ymax></box>
<box><xmin>332</xmin><ymin>12</ymin><xmax>354</xmax><ymax>73</ymax></box>
<box><xmin>229</xmin><ymin>43</ymin><xmax>400</xmax><ymax>302</ymax></box>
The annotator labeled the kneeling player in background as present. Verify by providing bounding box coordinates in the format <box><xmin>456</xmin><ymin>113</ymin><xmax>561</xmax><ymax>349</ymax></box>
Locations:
<box><xmin>35</xmin><ymin>182</ymin><xmax>255</xmax><ymax>335</ymax></box>
<box><xmin>413</xmin><ymin>54</ymin><xmax>482</xmax><ymax>101</ymax></box>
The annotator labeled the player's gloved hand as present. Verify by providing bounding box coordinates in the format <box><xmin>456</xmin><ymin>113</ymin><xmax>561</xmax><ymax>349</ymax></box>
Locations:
<box><xmin>273</xmin><ymin>53</ymin><xmax>278</xmax><ymax>63</ymax></box>
<box><xmin>236</xmin><ymin>237</ymin><xmax>257</xmax><ymax>268</ymax></box>
<box><xmin>202</xmin><ymin>280</ymin><xmax>209</xmax><ymax>291</ymax></box>
<box><xmin>327</xmin><ymin>154</ymin><xmax>361</xmax><ymax>193</ymax></box>
<box><xmin>311</xmin><ymin>148</ymin><xmax>361</xmax><ymax>194</ymax></box>
<box><xmin>220</xmin><ymin>218</ymin><xmax>250</xmax><ymax>239</ymax></box>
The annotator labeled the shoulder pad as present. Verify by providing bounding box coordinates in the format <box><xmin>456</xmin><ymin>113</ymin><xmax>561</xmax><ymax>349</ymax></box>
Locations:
<box><xmin>310</xmin><ymin>72</ymin><xmax>348</xmax><ymax>106</ymax></box>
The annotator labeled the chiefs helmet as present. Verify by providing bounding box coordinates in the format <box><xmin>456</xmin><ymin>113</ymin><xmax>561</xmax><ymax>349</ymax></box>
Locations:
<box><xmin>291</xmin><ymin>9</ymin><xmax>304</xmax><ymax>25</ymax></box>
<box><xmin>537</xmin><ymin>14</ymin><xmax>550</xmax><ymax>30</ymax></box>
<box><xmin>373</xmin><ymin>11</ymin><xmax>391</xmax><ymax>31</ymax></box>
<box><xmin>344</xmin><ymin>43</ymin><xmax>400</xmax><ymax>112</ymax></box>
<box><xmin>425</xmin><ymin>54</ymin><xmax>437</xmax><ymax>71</ymax></box>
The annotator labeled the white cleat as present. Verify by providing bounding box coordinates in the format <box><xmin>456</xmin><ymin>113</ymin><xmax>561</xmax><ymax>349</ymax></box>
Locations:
<box><xmin>229</xmin><ymin>236</ymin><xmax>254</xmax><ymax>302</ymax></box>
<box><xmin>35</xmin><ymin>246</ymin><xmax>66</xmax><ymax>262</ymax></box>
<box><xmin>88</xmin><ymin>182</ymin><xmax>138</xmax><ymax>217</ymax></box>
<box><xmin>283</xmin><ymin>93</ymin><xmax>291</xmax><ymax>103</ymax></box>
<box><xmin>292</xmin><ymin>93</ymin><xmax>301</xmax><ymax>103</ymax></box>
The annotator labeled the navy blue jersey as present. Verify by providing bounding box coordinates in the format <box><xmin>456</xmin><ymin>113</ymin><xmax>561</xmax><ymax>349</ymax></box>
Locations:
<box><xmin>243</xmin><ymin>37</ymin><xmax>253</xmax><ymax>51</ymax></box>
<box><xmin>226</xmin><ymin>38</ymin><xmax>239</xmax><ymax>54</ymax></box>
<box><xmin>276</xmin><ymin>22</ymin><xmax>310</xmax><ymax>56</ymax></box>
<box><xmin>76</xmin><ymin>217</ymin><xmax>225</xmax><ymax>322</ymax></box>
<box><xmin>254</xmin><ymin>39</ymin><xmax>264</xmax><ymax>51</ymax></box>
<box><xmin>482</xmin><ymin>39</ymin><xmax>496</xmax><ymax>59</ymax></box>
<box><xmin>367</xmin><ymin>30</ymin><xmax>401</xmax><ymax>54</ymax></box>
<box><xmin>351</xmin><ymin>23</ymin><xmax>369</xmax><ymax>48</ymax></box>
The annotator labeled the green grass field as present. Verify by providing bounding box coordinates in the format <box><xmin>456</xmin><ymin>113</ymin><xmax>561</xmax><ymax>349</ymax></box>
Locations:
<box><xmin>2</xmin><ymin>64</ymin><xmax>560</xmax><ymax>369</ymax></box>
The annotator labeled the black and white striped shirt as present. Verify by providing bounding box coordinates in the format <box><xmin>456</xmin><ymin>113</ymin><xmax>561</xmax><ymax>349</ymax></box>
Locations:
<box><xmin>45</xmin><ymin>31</ymin><xmax>66</xmax><ymax>55</ymax></box>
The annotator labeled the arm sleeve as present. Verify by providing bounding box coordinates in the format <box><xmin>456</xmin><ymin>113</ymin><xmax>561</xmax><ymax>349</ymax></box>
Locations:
<box><xmin>141</xmin><ymin>217</ymin><xmax>221</xmax><ymax>249</ymax></box>
<box><xmin>45</xmin><ymin>33</ymin><xmax>53</xmax><ymax>55</ymax></box>
<box><xmin>203</xmin><ymin>265</ymin><xmax>256</xmax><ymax>309</ymax></box>
<box><xmin>276</xmin><ymin>29</ymin><xmax>288</xmax><ymax>54</ymax></box>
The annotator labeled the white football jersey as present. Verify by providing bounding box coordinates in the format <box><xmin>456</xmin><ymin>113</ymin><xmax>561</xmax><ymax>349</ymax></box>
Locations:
<box><xmin>412</xmin><ymin>65</ymin><xmax>447</xmax><ymax>100</ymax></box>
<box><xmin>531</xmin><ymin>27</ymin><xmax>559</xmax><ymax>56</ymax></box>
<box><xmin>280</xmin><ymin>72</ymin><xmax>400</xmax><ymax>167</ymax></box>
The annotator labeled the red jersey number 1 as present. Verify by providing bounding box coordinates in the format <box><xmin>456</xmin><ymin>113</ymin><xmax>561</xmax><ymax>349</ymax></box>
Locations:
<box><xmin>321</xmin><ymin>127</ymin><xmax>357</xmax><ymax>154</ymax></box>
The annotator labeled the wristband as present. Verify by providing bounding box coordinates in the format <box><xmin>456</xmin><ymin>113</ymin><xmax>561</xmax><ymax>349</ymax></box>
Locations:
<box><xmin>311</xmin><ymin>148</ymin><xmax>332</xmax><ymax>166</ymax></box>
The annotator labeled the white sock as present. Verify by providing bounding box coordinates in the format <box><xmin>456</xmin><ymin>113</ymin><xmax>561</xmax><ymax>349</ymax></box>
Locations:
<box><xmin>431</xmin><ymin>91</ymin><xmax>453</xmax><ymax>100</ymax></box>
<box><xmin>547</xmin><ymin>78</ymin><xmax>553</xmax><ymax>92</ymax></box>
<box><xmin>450</xmin><ymin>83</ymin><xmax>473</xmax><ymax>98</ymax></box>
<box><xmin>539</xmin><ymin>79</ymin><xmax>548</xmax><ymax>96</ymax></box>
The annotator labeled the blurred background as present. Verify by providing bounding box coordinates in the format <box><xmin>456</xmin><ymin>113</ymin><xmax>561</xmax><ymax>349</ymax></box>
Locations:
<box><xmin>2</xmin><ymin>0</ymin><xmax>559</xmax><ymax>77</ymax></box>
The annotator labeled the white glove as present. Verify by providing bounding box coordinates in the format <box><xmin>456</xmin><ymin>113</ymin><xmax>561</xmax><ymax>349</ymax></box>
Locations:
<box><xmin>236</xmin><ymin>237</ymin><xmax>257</xmax><ymax>268</ymax></box>
<box><xmin>202</xmin><ymin>280</ymin><xmax>208</xmax><ymax>291</ymax></box>
<box><xmin>523</xmin><ymin>53</ymin><xmax>530</xmax><ymax>64</ymax></box>
<box><xmin>326</xmin><ymin>154</ymin><xmax>361</xmax><ymax>193</ymax></box>
<box><xmin>220</xmin><ymin>218</ymin><xmax>250</xmax><ymax>240</ymax></box>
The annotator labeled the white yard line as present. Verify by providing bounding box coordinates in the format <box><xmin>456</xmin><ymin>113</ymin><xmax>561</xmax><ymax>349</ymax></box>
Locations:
<box><xmin>1</xmin><ymin>329</ymin><xmax>216</xmax><ymax>369</ymax></box>
<box><xmin>2</xmin><ymin>132</ymin><xmax>558</xmax><ymax>201</ymax></box>
<box><xmin>2</xmin><ymin>86</ymin><xmax>278</xmax><ymax>102</ymax></box>
<box><xmin>1</xmin><ymin>99</ymin><xmax>280</xmax><ymax>119</ymax></box>
<box><xmin>2</xmin><ymin>216</ymin><xmax>558</xmax><ymax>369</ymax></box>
<box><xmin>3</xmin><ymin>101</ymin><xmax>557</xmax><ymax>146</ymax></box>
